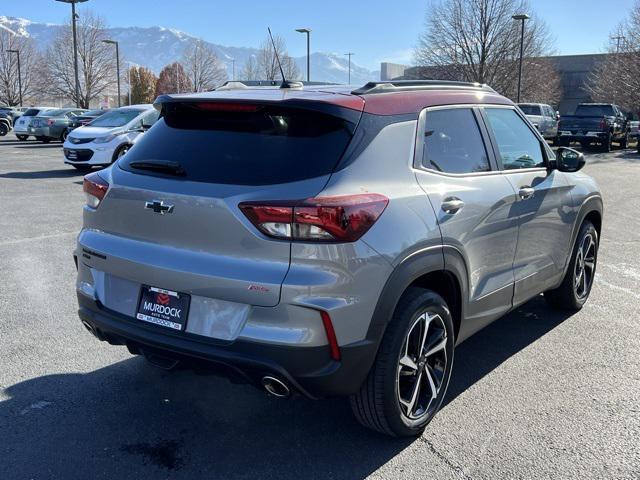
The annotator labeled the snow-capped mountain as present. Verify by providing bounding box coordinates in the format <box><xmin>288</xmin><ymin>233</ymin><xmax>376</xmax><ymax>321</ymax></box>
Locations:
<box><xmin>0</xmin><ymin>16</ymin><xmax>378</xmax><ymax>85</ymax></box>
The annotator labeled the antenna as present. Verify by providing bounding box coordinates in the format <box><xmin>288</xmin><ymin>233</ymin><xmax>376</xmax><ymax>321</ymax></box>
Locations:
<box><xmin>267</xmin><ymin>27</ymin><xmax>303</xmax><ymax>89</ymax></box>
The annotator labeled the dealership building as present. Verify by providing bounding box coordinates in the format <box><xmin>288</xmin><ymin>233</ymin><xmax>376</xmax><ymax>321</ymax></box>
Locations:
<box><xmin>381</xmin><ymin>53</ymin><xmax>609</xmax><ymax>114</ymax></box>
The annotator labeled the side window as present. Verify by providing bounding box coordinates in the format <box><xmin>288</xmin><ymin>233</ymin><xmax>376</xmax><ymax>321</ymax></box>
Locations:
<box><xmin>484</xmin><ymin>108</ymin><xmax>545</xmax><ymax>170</ymax></box>
<box><xmin>141</xmin><ymin>110</ymin><xmax>160</xmax><ymax>128</ymax></box>
<box><xmin>422</xmin><ymin>108</ymin><xmax>490</xmax><ymax>174</ymax></box>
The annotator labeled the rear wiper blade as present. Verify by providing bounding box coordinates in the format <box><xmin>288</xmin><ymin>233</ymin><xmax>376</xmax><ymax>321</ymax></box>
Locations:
<box><xmin>128</xmin><ymin>160</ymin><xmax>186</xmax><ymax>176</ymax></box>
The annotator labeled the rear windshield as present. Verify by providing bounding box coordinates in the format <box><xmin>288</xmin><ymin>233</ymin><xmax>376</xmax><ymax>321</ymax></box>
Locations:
<box><xmin>119</xmin><ymin>103</ymin><xmax>355</xmax><ymax>185</ymax></box>
<box><xmin>575</xmin><ymin>105</ymin><xmax>614</xmax><ymax>116</ymax></box>
<box><xmin>518</xmin><ymin>105</ymin><xmax>541</xmax><ymax>116</ymax></box>
<box><xmin>23</xmin><ymin>109</ymin><xmax>43</xmax><ymax>117</ymax></box>
<box><xmin>90</xmin><ymin>109</ymin><xmax>144</xmax><ymax>127</ymax></box>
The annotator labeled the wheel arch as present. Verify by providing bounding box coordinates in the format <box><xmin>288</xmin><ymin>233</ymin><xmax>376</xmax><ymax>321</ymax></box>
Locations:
<box><xmin>366</xmin><ymin>246</ymin><xmax>468</xmax><ymax>348</ymax></box>
<box><xmin>562</xmin><ymin>195</ymin><xmax>603</xmax><ymax>277</ymax></box>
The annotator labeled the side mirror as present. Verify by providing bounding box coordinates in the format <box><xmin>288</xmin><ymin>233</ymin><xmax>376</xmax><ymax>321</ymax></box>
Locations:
<box><xmin>556</xmin><ymin>111</ymin><xmax>560</xmax><ymax>121</ymax></box>
<box><xmin>554</xmin><ymin>147</ymin><xmax>585</xmax><ymax>172</ymax></box>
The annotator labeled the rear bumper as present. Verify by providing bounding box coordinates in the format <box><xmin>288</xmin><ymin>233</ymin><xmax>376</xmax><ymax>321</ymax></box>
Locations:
<box><xmin>77</xmin><ymin>293</ymin><xmax>377</xmax><ymax>399</ymax></box>
<box><xmin>558</xmin><ymin>131</ymin><xmax>608</xmax><ymax>142</ymax></box>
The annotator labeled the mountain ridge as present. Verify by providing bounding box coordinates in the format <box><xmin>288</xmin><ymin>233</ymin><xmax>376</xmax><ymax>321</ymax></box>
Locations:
<box><xmin>0</xmin><ymin>16</ymin><xmax>379</xmax><ymax>85</ymax></box>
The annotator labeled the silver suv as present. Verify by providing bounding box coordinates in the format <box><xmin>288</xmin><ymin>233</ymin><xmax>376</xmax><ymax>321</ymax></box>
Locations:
<box><xmin>76</xmin><ymin>80</ymin><xmax>603</xmax><ymax>437</ymax></box>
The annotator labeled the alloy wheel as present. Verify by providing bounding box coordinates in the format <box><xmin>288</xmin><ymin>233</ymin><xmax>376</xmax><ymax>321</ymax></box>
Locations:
<box><xmin>574</xmin><ymin>232</ymin><xmax>596</xmax><ymax>299</ymax></box>
<box><xmin>397</xmin><ymin>311</ymin><xmax>448</xmax><ymax>421</ymax></box>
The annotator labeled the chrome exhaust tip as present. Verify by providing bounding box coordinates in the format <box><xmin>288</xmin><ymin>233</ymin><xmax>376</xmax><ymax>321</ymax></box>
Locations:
<box><xmin>261</xmin><ymin>376</ymin><xmax>290</xmax><ymax>398</ymax></box>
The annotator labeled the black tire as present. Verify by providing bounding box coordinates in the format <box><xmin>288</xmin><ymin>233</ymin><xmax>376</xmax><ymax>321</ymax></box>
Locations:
<box><xmin>557</xmin><ymin>137</ymin><xmax>569</xmax><ymax>147</ymax></box>
<box><xmin>112</xmin><ymin>143</ymin><xmax>132</xmax><ymax>162</ymax></box>
<box><xmin>72</xmin><ymin>165</ymin><xmax>92</xmax><ymax>172</ymax></box>
<box><xmin>16</xmin><ymin>134</ymin><xmax>28</xmax><ymax>141</ymax></box>
<box><xmin>0</xmin><ymin>123</ymin><xmax>8</xmax><ymax>136</ymax></box>
<box><xmin>602</xmin><ymin>133</ymin><xmax>612</xmax><ymax>152</ymax></box>
<box><xmin>350</xmin><ymin>288</ymin><xmax>455</xmax><ymax>437</ymax></box>
<box><xmin>544</xmin><ymin>221</ymin><xmax>598</xmax><ymax>311</ymax></box>
<box><xmin>60</xmin><ymin>129</ymin><xmax>69</xmax><ymax>142</ymax></box>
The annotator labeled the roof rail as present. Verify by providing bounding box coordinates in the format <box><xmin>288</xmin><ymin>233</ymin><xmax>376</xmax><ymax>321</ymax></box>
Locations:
<box><xmin>351</xmin><ymin>80</ymin><xmax>495</xmax><ymax>95</ymax></box>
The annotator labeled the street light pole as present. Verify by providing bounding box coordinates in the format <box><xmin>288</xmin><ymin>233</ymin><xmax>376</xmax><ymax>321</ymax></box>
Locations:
<box><xmin>6</xmin><ymin>49</ymin><xmax>22</xmax><ymax>107</ymax></box>
<box><xmin>55</xmin><ymin>0</ymin><xmax>89</xmax><ymax>107</ymax></box>
<box><xmin>345</xmin><ymin>52</ymin><xmax>354</xmax><ymax>84</ymax></box>
<box><xmin>512</xmin><ymin>13</ymin><xmax>529</xmax><ymax>103</ymax></box>
<box><xmin>102</xmin><ymin>39</ymin><xmax>120</xmax><ymax>107</ymax></box>
<box><xmin>295</xmin><ymin>28</ymin><xmax>311</xmax><ymax>82</ymax></box>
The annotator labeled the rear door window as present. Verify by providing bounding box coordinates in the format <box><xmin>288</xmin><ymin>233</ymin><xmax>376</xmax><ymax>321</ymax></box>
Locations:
<box><xmin>421</xmin><ymin>108</ymin><xmax>490</xmax><ymax>174</ymax></box>
<box><xmin>120</xmin><ymin>103</ymin><xmax>355</xmax><ymax>185</ymax></box>
<box><xmin>484</xmin><ymin>108</ymin><xmax>545</xmax><ymax>170</ymax></box>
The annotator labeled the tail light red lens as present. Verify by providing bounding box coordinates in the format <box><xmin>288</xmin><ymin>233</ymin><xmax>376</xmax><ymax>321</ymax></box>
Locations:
<box><xmin>83</xmin><ymin>172</ymin><xmax>109</xmax><ymax>208</ymax></box>
<box><xmin>599</xmin><ymin>118</ymin><xmax>607</xmax><ymax>130</ymax></box>
<box><xmin>46</xmin><ymin>118</ymin><xmax>55</xmax><ymax>125</ymax></box>
<box><xmin>239</xmin><ymin>194</ymin><xmax>388</xmax><ymax>243</ymax></box>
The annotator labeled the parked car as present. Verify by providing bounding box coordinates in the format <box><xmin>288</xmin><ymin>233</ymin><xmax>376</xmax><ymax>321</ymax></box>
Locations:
<box><xmin>0</xmin><ymin>106</ymin><xmax>23</xmax><ymax>123</ymax></box>
<box><xmin>0</xmin><ymin>111</ymin><xmax>12</xmax><ymax>136</ymax></box>
<box><xmin>558</xmin><ymin>103</ymin><xmax>629</xmax><ymax>151</ymax></box>
<box><xmin>75</xmin><ymin>80</ymin><xmax>603</xmax><ymax>437</ymax></box>
<box><xmin>63</xmin><ymin>105</ymin><xmax>159</xmax><ymax>171</ymax></box>
<box><xmin>66</xmin><ymin>108</ymin><xmax>109</xmax><ymax>134</ymax></box>
<box><xmin>517</xmin><ymin>102</ymin><xmax>558</xmax><ymax>141</ymax></box>
<box><xmin>13</xmin><ymin>107</ymin><xmax>55</xmax><ymax>141</ymax></box>
<box><xmin>29</xmin><ymin>108</ymin><xmax>88</xmax><ymax>142</ymax></box>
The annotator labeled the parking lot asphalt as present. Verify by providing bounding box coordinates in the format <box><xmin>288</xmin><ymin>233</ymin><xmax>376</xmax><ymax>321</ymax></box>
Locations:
<box><xmin>0</xmin><ymin>133</ymin><xmax>638</xmax><ymax>480</ymax></box>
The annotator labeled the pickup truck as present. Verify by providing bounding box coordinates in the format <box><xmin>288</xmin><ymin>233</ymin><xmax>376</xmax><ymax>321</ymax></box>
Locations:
<box><xmin>557</xmin><ymin>103</ymin><xmax>629</xmax><ymax>151</ymax></box>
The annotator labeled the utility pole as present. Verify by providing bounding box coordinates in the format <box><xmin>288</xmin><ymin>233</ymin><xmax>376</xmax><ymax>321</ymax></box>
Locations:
<box><xmin>512</xmin><ymin>13</ymin><xmax>530</xmax><ymax>103</ymax></box>
<box><xmin>6</xmin><ymin>49</ymin><xmax>22</xmax><ymax>107</ymax></box>
<box><xmin>56</xmin><ymin>0</ymin><xmax>89</xmax><ymax>107</ymax></box>
<box><xmin>102</xmin><ymin>39</ymin><xmax>120</xmax><ymax>107</ymax></box>
<box><xmin>345</xmin><ymin>52</ymin><xmax>354</xmax><ymax>84</ymax></box>
<box><xmin>296</xmin><ymin>28</ymin><xmax>311</xmax><ymax>82</ymax></box>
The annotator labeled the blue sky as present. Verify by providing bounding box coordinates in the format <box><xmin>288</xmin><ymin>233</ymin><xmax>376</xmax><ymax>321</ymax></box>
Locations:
<box><xmin>4</xmin><ymin>0</ymin><xmax>636</xmax><ymax>69</ymax></box>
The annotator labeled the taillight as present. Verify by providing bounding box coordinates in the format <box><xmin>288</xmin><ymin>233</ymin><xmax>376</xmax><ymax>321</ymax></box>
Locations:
<box><xmin>83</xmin><ymin>172</ymin><xmax>109</xmax><ymax>208</ymax></box>
<box><xmin>599</xmin><ymin>118</ymin><xmax>607</xmax><ymax>130</ymax></box>
<box><xmin>239</xmin><ymin>194</ymin><xmax>388</xmax><ymax>242</ymax></box>
<box><xmin>46</xmin><ymin>118</ymin><xmax>55</xmax><ymax>125</ymax></box>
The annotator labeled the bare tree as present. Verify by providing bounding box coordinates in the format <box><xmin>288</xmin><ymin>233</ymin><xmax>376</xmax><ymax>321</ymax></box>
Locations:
<box><xmin>257</xmin><ymin>34</ymin><xmax>300</xmax><ymax>81</ymax></box>
<box><xmin>128</xmin><ymin>66</ymin><xmax>157</xmax><ymax>104</ymax></box>
<box><xmin>182</xmin><ymin>39</ymin><xmax>227</xmax><ymax>92</ymax></box>
<box><xmin>242</xmin><ymin>56</ymin><xmax>259</xmax><ymax>81</ymax></box>
<box><xmin>155</xmin><ymin>62</ymin><xmax>192</xmax><ymax>96</ymax></box>
<box><xmin>42</xmin><ymin>11</ymin><xmax>115</xmax><ymax>108</ymax></box>
<box><xmin>586</xmin><ymin>4</ymin><xmax>640</xmax><ymax>114</ymax></box>
<box><xmin>0</xmin><ymin>29</ymin><xmax>42</xmax><ymax>106</ymax></box>
<box><xmin>414</xmin><ymin>0</ymin><xmax>558</xmax><ymax>102</ymax></box>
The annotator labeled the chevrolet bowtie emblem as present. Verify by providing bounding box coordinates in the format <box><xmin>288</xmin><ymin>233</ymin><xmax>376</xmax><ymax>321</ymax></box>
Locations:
<box><xmin>145</xmin><ymin>200</ymin><xmax>174</xmax><ymax>215</ymax></box>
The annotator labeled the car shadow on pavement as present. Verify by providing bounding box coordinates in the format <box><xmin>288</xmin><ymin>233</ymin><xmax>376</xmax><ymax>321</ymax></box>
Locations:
<box><xmin>0</xmin><ymin>296</ymin><xmax>572</xmax><ymax>479</ymax></box>
<box><xmin>0</xmin><ymin>168</ymin><xmax>85</xmax><ymax>179</ymax></box>
<box><xmin>444</xmin><ymin>295</ymin><xmax>573</xmax><ymax>406</ymax></box>
<box><xmin>14</xmin><ymin>143</ymin><xmax>63</xmax><ymax>149</ymax></box>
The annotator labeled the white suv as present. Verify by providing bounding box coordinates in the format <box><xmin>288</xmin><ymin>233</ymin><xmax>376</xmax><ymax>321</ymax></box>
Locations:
<box><xmin>63</xmin><ymin>105</ymin><xmax>159</xmax><ymax>171</ymax></box>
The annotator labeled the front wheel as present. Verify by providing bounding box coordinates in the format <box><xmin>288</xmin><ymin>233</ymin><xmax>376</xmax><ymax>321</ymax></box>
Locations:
<box><xmin>544</xmin><ymin>221</ymin><xmax>598</xmax><ymax>310</ymax></box>
<box><xmin>0</xmin><ymin>123</ymin><xmax>8</xmax><ymax>136</ymax></box>
<box><xmin>602</xmin><ymin>134</ymin><xmax>612</xmax><ymax>152</ymax></box>
<box><xmin>350</xmin><ymin>288</ymin><xmax>455</xmax><ymax>437</ymax></box>
<box><xmin>16</xmin><ymin>134</ymin><xmax>28</xmax><ymax>141</ymax></box>
<box><xmin>112</xmin><ymin>143</ymin><xmax>132</xmax><ymax>162</ymax></box>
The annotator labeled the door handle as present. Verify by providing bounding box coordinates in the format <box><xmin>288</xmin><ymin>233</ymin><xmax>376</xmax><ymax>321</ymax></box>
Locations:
<box><xmin>441</xmin><ymin>197</ymin><xmax>465</xmax><ymax>214</ymax></box>
<box><xmin>518</xmin><ymin>187</ymin><xmax>535</xmax><ymax>200</ymax></box>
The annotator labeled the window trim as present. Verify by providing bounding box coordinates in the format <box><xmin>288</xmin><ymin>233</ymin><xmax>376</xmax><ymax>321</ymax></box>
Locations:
<box><xmin>478</xmin><ymin>105</ymin><xmax>553</xmax><ymax>174</ymax></box>
<box><xmin>412</xmin><ymin>104</ymin><xmax>500</xmax><ymax>177</ymax></box>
